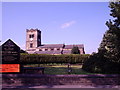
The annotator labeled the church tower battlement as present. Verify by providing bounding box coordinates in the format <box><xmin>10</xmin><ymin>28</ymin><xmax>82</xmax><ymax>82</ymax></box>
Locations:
<box><xmin>26</xmin><ymin>29</ymin><xmax>41</xmax><ymax>51</ymax></box>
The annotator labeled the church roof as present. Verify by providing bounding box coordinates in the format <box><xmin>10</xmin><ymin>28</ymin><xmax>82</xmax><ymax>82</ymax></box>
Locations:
<box><xmin>64</xmin><ymin>44</ymin><xmax>84</xmax><ymax>49</ymax></box>
<box><xmin>34</xmin><ymin>50</ymin><xmax>61</xmax><ymax>54</ymax></box>
<box><xmin>38</xmin><ymin>44</ymin><xmax>84</xmax><ymax>49</ymax></box>
<box><xmin>38</xmin><ymin>44</ymin><xmax>64</xmax><ymax>49</ymax></box>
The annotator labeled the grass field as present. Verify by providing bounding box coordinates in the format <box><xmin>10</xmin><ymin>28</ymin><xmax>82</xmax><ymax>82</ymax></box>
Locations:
<box><xmin>24</xmin><ymin>64</ymin><xmax>93</xmax><ymax>74</ymax></box>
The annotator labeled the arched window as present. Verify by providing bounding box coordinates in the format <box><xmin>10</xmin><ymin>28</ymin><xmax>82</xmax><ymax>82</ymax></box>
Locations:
<box><xmin>57</xmin><ymin>48</ymin><xmax>60</xmax><ymax>50</ymax></box>
<box><xmin>30</xmin><ymin>43</ymin><xmax>33</xmax><ymax>48</ymax></box>
<box><xmin>39</xmin><ymin>49</ymin><xmax>42</xmax><ymax>51</ymax></box>
<box><xmin>29</xmin><ymin>34</ymin><xmax>34</xmax><ymax>38</ymax></box>
<box><xmin>51</xmin><ymin>49</ymin><xmax>54</xmax><ymax>51</ymax></box>
<box><xmin>45</xmin><ymin>49</ymin><xmax>48</xmax><ymax>51</ymax></box>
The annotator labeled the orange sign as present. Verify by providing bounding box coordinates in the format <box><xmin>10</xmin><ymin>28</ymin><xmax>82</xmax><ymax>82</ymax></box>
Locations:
<box><xmin>0</xmin><ymin>64</ymin><xmax>20</xmax><ymax>73</ymax></box>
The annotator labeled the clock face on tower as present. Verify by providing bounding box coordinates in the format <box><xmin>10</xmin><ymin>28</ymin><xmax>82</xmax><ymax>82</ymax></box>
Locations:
<box><xmin>30</xmin><ymin>38</ymin><xmax>33</xmax><ymax>41</ymax></box>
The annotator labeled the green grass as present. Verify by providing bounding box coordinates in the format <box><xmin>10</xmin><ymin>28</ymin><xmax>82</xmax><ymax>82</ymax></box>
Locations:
<box><xmin>45</xmin><ymin>67</ymin><xmax>92</xmax><ymax>75</ymax></box>
<box><xmin>45</xmin><ymin>67</ymin><xmax>67</xmax><ymax>74</ymax></box>
<box><xmin>24</xmin><ymin>64</ymin><xmax>93</xmax><ymax>74</ymax></box>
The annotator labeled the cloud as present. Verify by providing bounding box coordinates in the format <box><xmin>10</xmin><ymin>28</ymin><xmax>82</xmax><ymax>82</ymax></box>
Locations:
<box><xmin>61</xmin><ymin>21</ymin><xmax>76</xmax><ymax>29</ymax></box>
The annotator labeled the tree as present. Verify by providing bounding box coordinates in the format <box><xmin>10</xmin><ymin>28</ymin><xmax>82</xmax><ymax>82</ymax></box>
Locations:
<box><xmin>82</xmin><ymin>0</ymin><xmax>120</xmax><ymax>73</ymax></box>
<box><xmin>98</xmin><ymin>0</ymin><xmax>120</xmax><ymax>63</ymax></box>
<box><xmin>71</xmin><ymin>46</ymin><xmax>80</xmax><ymax>54</ymax></box>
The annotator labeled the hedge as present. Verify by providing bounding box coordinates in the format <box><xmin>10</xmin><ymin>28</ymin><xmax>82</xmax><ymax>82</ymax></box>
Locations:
<box><xmin>20</xmin><ymin>54</ymin><xmax>90</xmax><ymax>64</ymax></box>
<box><xmin>82</xmin><ymin>53</ymin><xmax>120</xmax><ymax>74</ymax></box>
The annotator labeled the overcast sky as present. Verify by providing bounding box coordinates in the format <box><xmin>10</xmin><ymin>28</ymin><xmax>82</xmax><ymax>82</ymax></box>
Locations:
<box><xmin>2</xmin><ymin>2</ymin><xmax>112</xmax><ymax>54</ymax></box>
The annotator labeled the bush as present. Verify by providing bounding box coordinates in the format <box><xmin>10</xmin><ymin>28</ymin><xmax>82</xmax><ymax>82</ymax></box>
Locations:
<box><xmin>20</xmin><ymin>53</ymin><xmax>90</xmax><ymax>64</ymax></box>
<box><xmin>82</xmin><ymin>53</ymin><xmax>120</xmax><ymax>74</ymax></box>
<box><xmin>82</xmin><ymin>53</ymin><xmax>103</xmax><ymax>73</ymax></box>
<box><xmin>82</xmin><ymin>1</ymin><xmax>120</xmax><ymax>74</ymax></box>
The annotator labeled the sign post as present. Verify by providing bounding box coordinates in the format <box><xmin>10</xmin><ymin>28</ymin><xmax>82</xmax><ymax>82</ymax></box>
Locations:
<box><xmin>0</xmin><ymin>39</ymin><xmax>21</xmax><ymax>73</ymax></box>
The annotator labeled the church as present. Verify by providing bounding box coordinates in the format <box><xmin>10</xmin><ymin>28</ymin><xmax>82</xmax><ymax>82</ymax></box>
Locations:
<box><xmin>26</xmin><ymin>29</ymin><xmax>85</xmax><ymax>54</ymax></box>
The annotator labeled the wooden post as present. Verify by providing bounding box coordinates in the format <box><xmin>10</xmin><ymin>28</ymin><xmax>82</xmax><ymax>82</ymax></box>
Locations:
<box><xmin>68</xmin><ymin>63</ymin><xmax>71</xmax><ymax>74</ymax></box>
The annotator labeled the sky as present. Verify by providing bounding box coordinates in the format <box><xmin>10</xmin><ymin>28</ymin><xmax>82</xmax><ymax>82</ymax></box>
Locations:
<box><xmin>1</xmin><ymin>2</ymin><xmax>113</xmax><ymax>54</ymax></box>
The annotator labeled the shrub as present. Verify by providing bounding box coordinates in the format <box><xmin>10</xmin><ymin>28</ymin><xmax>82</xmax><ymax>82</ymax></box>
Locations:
<box><xmin>82</xmin><ymin>53</ymin><xmax>120</xmax><ymax>74</ymax></box>
<box><xmin>20</xmin><ymin>53</ymin><xmax>90</xmax><ymax>64</ymax></box>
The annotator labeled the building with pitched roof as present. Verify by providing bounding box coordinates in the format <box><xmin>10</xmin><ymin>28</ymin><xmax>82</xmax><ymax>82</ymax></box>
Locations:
<box><xmin>26</xmin><ymin>29</ymin><xmax>85</xmax><ymax>54</ymax></box>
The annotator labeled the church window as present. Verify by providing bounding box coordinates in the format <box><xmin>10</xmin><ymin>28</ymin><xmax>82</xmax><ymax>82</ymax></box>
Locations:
<box><xmin>30</xmin><ymin>43</ymin><xmax>33</xmax><ymax>48</ymax></box>
<box><xmin>45</xmin><ymin>49</ymin><xmax>48</xmax><ymax>51</ymax></box>
<box><xmin>29</xmin><ymin>34</ymin><xmax>34</xmax><ymax>38</ymax></box>
<box><xmin>32</xmin><ymin>34</ymin><xmax>34</xmax><ymax>38</ymax></box>
<box><xmin>39</xmin><ymin>49</ymin><xmax>42</xmax><ymax>51</ymax></box>
<box><xmin>51</xmin><ymin>49</ymin><xmax>54</xmax><ymax>51</ymax></box>
<box><xmin>38</xmin><ymin>35</ymin><xmax>40</xmax><ymax>39</ymax></box>
<box><xmin>29</xmin><ymin>35</ymin><xmax>31</xmax><ymax>38</ymax></box>
<box><xmin>57</xmin><ymin>48</ymin><xmax>60</xmax><ymax>50</ymax></box>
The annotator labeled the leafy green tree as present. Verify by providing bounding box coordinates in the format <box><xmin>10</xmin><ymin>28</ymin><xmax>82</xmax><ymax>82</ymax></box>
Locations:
<box><xmin>82</xmin><ymin>0</ymin><xmax>120</xmax><ymax>73</ymax></box>
<box><xmin>98</xmin><ymin>0</ymin><xmax>120</xmax><ymax>63</ymax></box>
<box><xmin>71</xmin><ymin>46</ymin><xmax>80</xmax><ymax>54</ymax></box>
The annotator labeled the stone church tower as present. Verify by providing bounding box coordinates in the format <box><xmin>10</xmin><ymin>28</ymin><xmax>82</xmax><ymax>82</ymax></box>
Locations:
<box><xmin>26</xmin><ymin>29</ymin><xmax>41</xmax><ymax>51</ymax></box>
